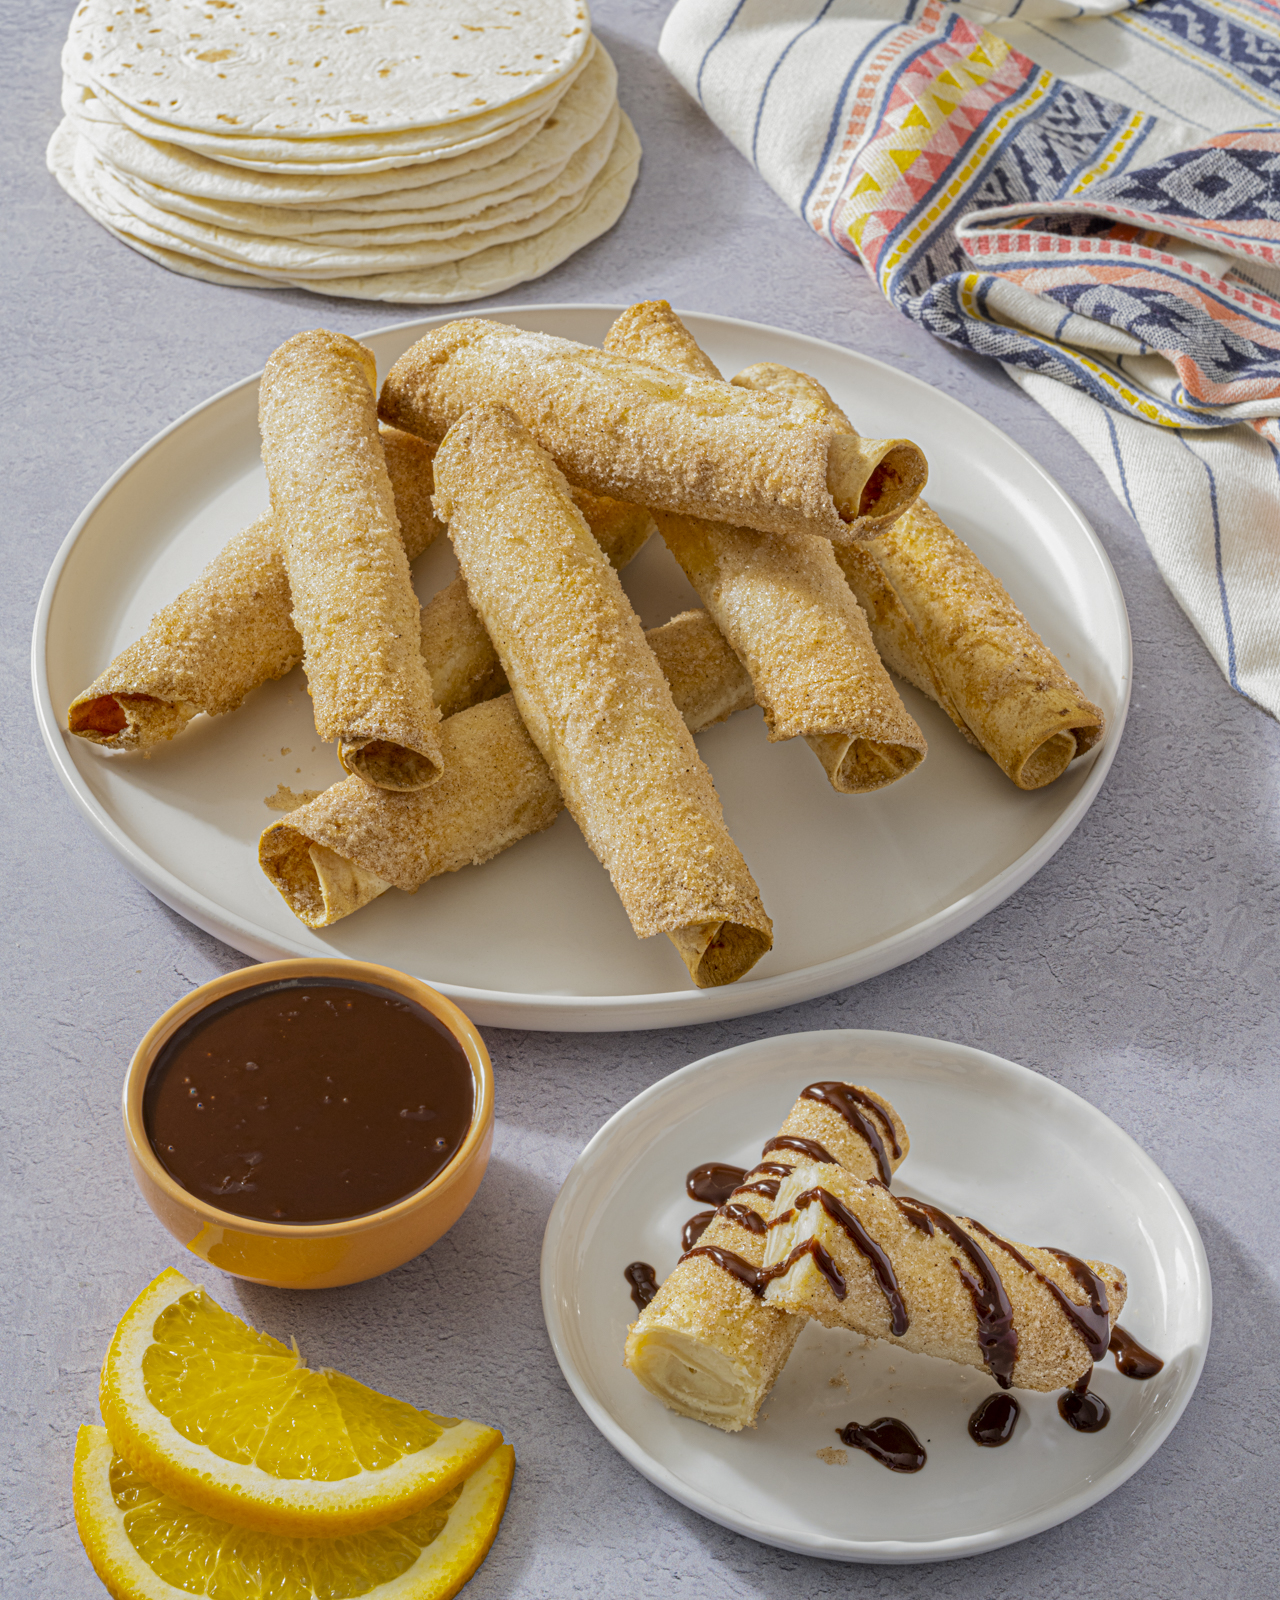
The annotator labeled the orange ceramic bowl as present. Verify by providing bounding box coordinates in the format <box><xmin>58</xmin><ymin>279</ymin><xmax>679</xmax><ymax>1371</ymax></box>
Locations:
<box><xmin>122</xmin><ymin>959</ymin><xmax>494</xmax><ymax>1289</ymax></box>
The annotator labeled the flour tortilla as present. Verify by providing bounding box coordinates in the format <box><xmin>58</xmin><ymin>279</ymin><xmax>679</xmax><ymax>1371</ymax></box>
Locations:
<box><xmin>61</xmin><ymin>38</ymin><xmax>591</xmax><ymax>174</ymax></box>
<box><xmin>48</xmin><ymin>113</ymin><xmax>640</xmax><ymax>303</ymax></box>
<box><xmin>74</xmin><ymin>105</ymin><xmax>619</xmax><ymax>269</ymax></box>
<box><xmin>67</xmin><ymin>0</ymin><xmax>590</xmax><ymax>139</ymax></box>
<box><xmin>66</xmin><ymin>40</ymin><xmax>615</xmax><ymax>213</ymax></box>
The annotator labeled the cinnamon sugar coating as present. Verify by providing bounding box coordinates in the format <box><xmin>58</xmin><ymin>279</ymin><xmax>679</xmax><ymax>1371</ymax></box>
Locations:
<box><xmin>762</xmin><ymin>1160</ymin><xmax>1127</xmax><ymax>1393</ymax></box>
<box><xmin>736</xmin><ymin>363</ymin><xmax>1103</xmax><ymax>789</ymax></box>
<box><xmin>379</xmin><ymin>317</ymin><xmax>924</xmax><ymax>541</ymax></box>
<box><xmin>604</xmin><ymin>301</ymin><xmax>925</xmax><ymax>793</ymax></box>
<box><xmin>258</xmin><ymin>609</ymin><xmax>755</xmax><ymax>929</ymax></box>
<box><xmin>624</xmin><ymin>1086</ymin><xmax>908</xmax><ymax>1432</ymax></box>
<box><xmin>433</xmin><ymin>403</ymin><xmax>771</xmax><ymax>986</ymax></box>
<box><xmin>67</xmin><ymin>427</ymin><xmax>441</xmax><ymax>752</ymax></box>
<box><xmin>259</xmin><ymin>329</ymin><xmax>442</xmax><ymax>791</ymax></box>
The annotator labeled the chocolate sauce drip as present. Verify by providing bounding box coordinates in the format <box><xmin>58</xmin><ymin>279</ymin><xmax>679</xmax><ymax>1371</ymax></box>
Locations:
<box><xmin>1043</xmin><ymin>1248</ymin><xmax>1113</xmax><ymax>1362</ymax></box>
<box><xmin>794</xmin><ymin>1187</ymin><xmax>908</xmax><ymax>1335</ymax></box>
<box><xmin>624</xmin><ymin>1261</ymin><xmax>658</xmax><ymax>1311</ymax></box>
<box><xmin>731</xmin><ymin>1179</ymin><xmax>781</xmax><ymax>1200</ymax></box>
<box><xmin>679</xmin><ymin>1244</ymin><xmax>765</xmax><ymax>1294</ymax></box>
<box><xmin>760</xmin><ymin>1135</ymin><xmax>838</xmax><ymax>1164</ymax></box>
<box><xmin>968</xmin><ymin>1392</ymin><xmax>1020</xmax><ymax>1447</ymax></box>
<box><xmin>681</xmin><ymin>1211</ymin><xmax>715</xmax><ymax>1251</ymax></box>
<box><xmin>837</xmin><ymin>1418</ymin><xmax>926</xmax><ymax>1473</ymax></box>
<box><xmin>906</xmin><ymin>1202</ymin><xmax>1017</xmax><ymax>1387</ymax></box>
<box><xmin>686</xmin><ymin>1162</ymin><xmax>747</xmax><ymax>1205</ymax></box>
<box><xmin>801</xmin><ymin>1082</ymin><xmax>897</xmax><ymax>1184</ymax></box>
<box><xmin>967</xmin><ymin>1221</ymin><xmax>1112</xmax><ymax>1364</ymax></box>
<box><xmin>718</xmin><ymin>1204</ymin><xmax>767</xmax><ymax>1236</ymax></box>
<box><xmin>766</xmin><ymin>1208</ymin><xmax>797</xmax><ymax>1229</ymax></box>
<box><xmin>679</xmin><ymin>1238</ymin><xmax>846</xmax><ymax>1301</ymax></box>
<box><xmin>1058</xmin><ymin>1369</ymin><xmax>1110</xmax><ymax>1432</ymax></box>
<box><xmin>746</xmin><ymin>1162</ymin><xmax>792</xmax><ymax>1179</ymax></box>
<box><xmin>896</xmin><ymin>1197</ymin><xmax>935</xmax><ymax>1236</ymax></box>
<box><xmin>1109</xmin><ymin>1325</ymin><xmax>1165</xmax><ymax>1379</ymax></box>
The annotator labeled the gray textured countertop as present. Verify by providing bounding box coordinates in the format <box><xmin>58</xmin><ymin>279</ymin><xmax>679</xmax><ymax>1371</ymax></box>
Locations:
<box><xmin>5</xmin><ymin>3</ymin><xmax>1277</xmax><ymax>1595</ymax></box>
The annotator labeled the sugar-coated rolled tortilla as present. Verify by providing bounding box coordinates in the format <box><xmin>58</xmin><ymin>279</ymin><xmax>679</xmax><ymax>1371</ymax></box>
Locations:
<box><xmin>259</xmin><ymin>329</ymin><xmax>442</xmax><ymax>791</ymax></box>
<box><xmin>421</xmin><ymin>484</ymin><xmax>654</xmax><ymax>718</ymax></box>
<box><xmin>67</xmin><ymin>427</ymin><xmax>441</xmax><ymax>753</ymax></box>
<box><xmin>259</xmin><ymin>609</ymin><xmax>756</xmax><ymax>930</ymax></box>
<box><xmin>378</xmin><ymin>317</ymin><xmax>926</xmax><ymax>542</ymax></box>
<box><xmin>760</xmin><ymin>1161</ymin><xmax>1127</xmax><ymax>1394</ymax></box>
<box><xmin>623</xmin><ymin>1085</ymin><xmax>909</xmax><ymax>1433</ymax></box>
<box><xmin>432</xmin><ymin>403</ymin><xmax>772</xmax><ymax>987</ymax></box>
<box><xmin>603</xmin><ymin>302</ymin><xmax>925</xmax><ymax>793</ymax></box>
<box><xmin>734</xmin><ymin>364</ymin><xmax>1105</xmax><ymax>790</ymax></box>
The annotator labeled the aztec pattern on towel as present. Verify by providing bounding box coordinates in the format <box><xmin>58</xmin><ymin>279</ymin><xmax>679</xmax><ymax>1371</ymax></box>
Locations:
<box><xmin>806</xmin><ymin>0</ymin><xmax>1280</xmax><ymax>436</ymax></box>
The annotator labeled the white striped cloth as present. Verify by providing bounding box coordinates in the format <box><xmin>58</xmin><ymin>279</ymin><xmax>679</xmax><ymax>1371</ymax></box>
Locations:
<box><xmin>660</xmin><ymin>0</ymin><xmax>1280</xmax><ymax>713</ymax></box>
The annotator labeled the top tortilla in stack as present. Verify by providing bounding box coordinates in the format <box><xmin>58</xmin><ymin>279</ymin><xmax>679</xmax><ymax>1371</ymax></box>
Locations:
<box><xmin>48</xmin><ymin>0</ymin><xmax>640</xmax><ymax>300</ymax></box>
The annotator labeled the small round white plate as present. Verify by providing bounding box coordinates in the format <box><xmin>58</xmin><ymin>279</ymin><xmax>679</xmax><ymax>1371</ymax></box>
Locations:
<box><xmin>33</xmin><ymin>308</ymin><xmax>1130</xmax><ymax>1031</ymax></box>
<box><xmin>540</xmin><ymin>1030</ymin><xmax>1210</xmax><ymax>1562</ymax></box>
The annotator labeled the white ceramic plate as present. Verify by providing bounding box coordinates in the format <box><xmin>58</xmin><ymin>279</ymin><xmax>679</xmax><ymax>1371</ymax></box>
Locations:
<box><xmin>540</xmin><ymin>1030</ymin><xmax>1210</xmax><ymax>1562</ymax></box>
<box><xmin>32</xmin><ymin>308</ymin><xmax>1131</xmax><ymax>1031</ymax></box>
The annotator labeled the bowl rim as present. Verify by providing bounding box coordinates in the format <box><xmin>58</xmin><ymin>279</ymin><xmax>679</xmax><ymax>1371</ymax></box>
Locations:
<box><xmin>122</xmin><ymin>957</ymin><xmax>494</xmax><ymax>1239</ymax></box>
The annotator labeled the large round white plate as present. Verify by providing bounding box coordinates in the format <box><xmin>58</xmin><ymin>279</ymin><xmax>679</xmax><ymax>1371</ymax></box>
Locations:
<box><xmin>540</xmin><ymin>1030</ymin><xmax>1210</xmax><ymax>1562</ymax></box>
<box><xmin>32</xmin><ymin>308</ymin><xmax>1130</xmax><ymax>1031</ymax></box>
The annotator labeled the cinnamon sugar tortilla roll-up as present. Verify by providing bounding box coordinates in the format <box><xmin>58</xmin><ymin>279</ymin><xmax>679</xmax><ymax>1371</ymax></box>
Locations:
<box><xmin>624</xmin><ymin>1084</ymin><xmax>909</xmax><ymax>1433</ymax></box>
<box><xmin>259</xmin><ymin>610</ymin><xmax>755</xmax><ymax>929</ymax></box>
<box><xmin>378</xmin><ymin>318</ymin><xmax>926</xmax><ymax>541</ymax></box>
<box><xmin>259</xmin><ymin>330</ymin><xmax>443</xmax><ymax>792</ymax></box>
<box><xmin>420</xmin><ymin>486</ymin><xmax>655</xmax><ymax>718</ymax></box>
<box><xmin>603</xmin><ymin>301</ymin><xmax>925</xmax><ymax>794</ymax></box>
<box><xmin>432</xmin><ymin>404</ymin><xmax>772</xmax><ymax>988</ymax></box>
<box><xmin>67</xmin><ymin>428</ymin><xmax>442</xmax><ymax>754</ymax></box>
<box><xmin>734</xmin><ymin>364</ymin><xmax>1104</xmax><ymax>789</ymax></box>
<box><xmin>760</xmin><ymin>1161</ymin><xmax>1127</xmax><ymax>1394</ymax></box>
<box><xmin>860</xmin><ymin>503</ymin><xmax>1105</xmax><ymax>789</ymax></box>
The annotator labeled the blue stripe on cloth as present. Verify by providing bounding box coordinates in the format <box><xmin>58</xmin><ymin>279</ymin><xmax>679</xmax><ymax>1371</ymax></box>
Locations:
<box><xmin>1022</xmin><ymin>21</ymin><xmax>1213</xmax><ymax>129</ymax></box>
<box><xmin>1102</xmin><ymin>408</ymin><xmax>1138</xmax><ymax>519</ymax></box>
<box><xmin>1176</xmin><ymin>433</ymin><xmax>1240</xmax><ymax>688</ymax></box>
<box><xmin>799</xmin><ymin>12</ymin><xmax>911</xmax><ymax>221</ymax></box>
<box><xmin>695</xmin><ymin>0</ymin><xmax>748</xmax><ymax>106</ymax></box>
<box><xmin>751</xmin><ymin>1</ymin><xmax>837</xmax><ymax>169</ymax></box>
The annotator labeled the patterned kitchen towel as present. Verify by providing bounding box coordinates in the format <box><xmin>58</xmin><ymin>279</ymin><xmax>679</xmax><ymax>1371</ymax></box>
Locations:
<box><xmin>660</xmin><ymin>0</ymin><xmax>1280</xmax><ymax>714</ymax></box>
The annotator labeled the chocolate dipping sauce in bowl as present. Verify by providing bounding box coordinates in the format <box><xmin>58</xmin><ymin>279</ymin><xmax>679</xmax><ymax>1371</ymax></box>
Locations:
<box><xmin>123</xmin><ymin>959</ymin><xmax>494</xmax><ymax>1288</ymax></box>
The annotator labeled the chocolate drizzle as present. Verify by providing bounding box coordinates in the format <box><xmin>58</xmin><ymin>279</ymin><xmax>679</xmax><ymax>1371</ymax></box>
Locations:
<box><xmin>837</xmin><ymin>1418</ymin><xmax>926</xmax><ymax>1473</ymax></box>
<box><xmin>969</xmin><ymin>1392</ymin><xmax>1020</xmax><ymax>1447</ymax></box>
<box><xmin>686</xmin><ymin>1162</ymin><xmax>747</xmax><ymax>1205</ymax></box>
<box><xmin>679</xmin><ymin>1239</ymin><xmax>846</xmax><ymax>1301</ymax></box>
<box><xmin>1109</xmin><ymin>1325</ymin><xmax>1164</xmax><ymax>1379</ymax></box>
<box><xmin>1058</xmin><ymin>1369</ymin><xmax>1110</xmax><ymax>1432</ymax></box>
<box><xmin>731</xmin><ymin>1179</ymin><xmax>781</xmax><ymax>1200</ymax></box>
<box><xmin>801</xmin><ymin>1082</ymin><xmax>897</xmax><ymax>1184</ymax></box>
<box><xmin>718</xmin><ymin>1203</ymin><xmax>767</xmax><ymax>1236</ymax></box>
<box><xmin>681</xmin><ymin>1211</ymin><xmax>715</xmax><ymax>1251</ymax></box>
<box><xmin>794</xmin><ymin>1187</ymin><xmax>908</xmax><ymax>1335</ymax></box>
<box><xmin>760</xmin><ymin>1135</ymin><xmax>838</xmax><ymax>1164</ymax></box>
<box><xmin>746</xmin><ymin>1162</ymin><xmax>792</xmax><ymax>1178</ymax></box>
<box><xmin>896</xmin><ymin>1197</ymin><xmax>935</xmax><ymax>1236</ymax></box>
<box><xmin>967</xmin><ymin>1221</ymin><xmax>1111</xmax><ymax>1364</ymax></box>
<box><xmin>903</xmin><ymin>1201</ymin><xmax>1017</xmax><ymax>1387</ymax></box>
<box><xmin>624</xmin><ymin>1261</ymin><xmax>658</xmax><ymax>1311</ymax></box>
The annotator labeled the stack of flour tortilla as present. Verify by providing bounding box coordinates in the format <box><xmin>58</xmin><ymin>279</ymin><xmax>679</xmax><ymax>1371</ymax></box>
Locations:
<box><xmin>47</xmin><ymin>0</ymin><xmax>639</xmax><ymax>302</ymax></box>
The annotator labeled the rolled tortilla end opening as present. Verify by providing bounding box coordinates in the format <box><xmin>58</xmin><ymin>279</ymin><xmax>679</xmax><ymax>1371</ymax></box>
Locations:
<box><xmin>339</xmin><ymin>738</ymin><xmax>441</xmax><ymax>791</ymax></box>
<box><xmin>624</xmin><ymin>1326</ymin><xmax>754</xmax><ymax>1431</ymax></box>
<box><xmin>826</xmin><ymin>434</ymin><xmax>928</xmax><ymax>534</ymax></box>
<box><xmin>667</xmin><ymin>919</ymin><xmax>772</xmax><ymax>988</ymax></box>
<box><xmin>804</xmin><ymin>731</ymin><xmax>926</xmax><ymax>794</ymax></box>
<box><xmin>67</xmin><ymin>692</ymin><xmax>197</xmax><ymax>751</ymax></box>
<box><xmin>1013</xmin><ymin>729</ymin><xmax>1078</xmax><ymax>791</ymax></box>
<box><xmin>259</xmin><ymin>823</ymin><xmax>391</xmax><ymax>927</ymax></box>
